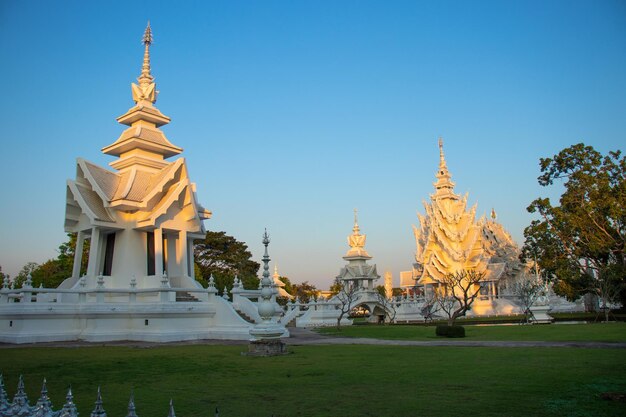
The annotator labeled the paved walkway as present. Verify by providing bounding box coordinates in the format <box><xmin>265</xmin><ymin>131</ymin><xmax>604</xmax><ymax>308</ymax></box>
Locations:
<box><xmin>1</xmin><ymin>327</ymin><xmax>625</xmax><ymax>349</ymax></box>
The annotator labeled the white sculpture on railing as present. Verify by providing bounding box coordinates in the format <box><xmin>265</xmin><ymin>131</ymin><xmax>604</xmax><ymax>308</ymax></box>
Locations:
<box><xmin>0</xmin><ymin>374</ymin><xmax>198</xmax><ymax>417</ymax></box>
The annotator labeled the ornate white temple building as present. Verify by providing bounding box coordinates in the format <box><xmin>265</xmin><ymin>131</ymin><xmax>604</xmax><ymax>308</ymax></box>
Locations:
<box><xmin>0</xmin><ymin>24</ymin><xmax>288</xmax><ymax>343</ymax></box>
<box><xmin>398</xmin><ymin>140</ymin><xmax>524</xmax><ymax>314</ymax></box>
<box><xmin>64</xmin><ymin>23</ymin><xmax>210</xmax><ymax>290</ymax></box>
<box><xmin>336</xmin><ymin>211</ymin><xmax>381</xmax><ymax>293</ymax></box>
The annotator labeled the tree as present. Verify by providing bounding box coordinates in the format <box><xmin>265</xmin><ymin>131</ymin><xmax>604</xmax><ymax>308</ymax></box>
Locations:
<box><xmin>375</xmin><ymin>285</ymin><xmax>397</xmax><ymax>324</ymax></box>
<box><xmin>18</xmin><ymin>233</ymin><xmax>91</xmax><ymax>289</ymax></box>
<box><xmin>194</xmin><ymin>231</ymin><xmax>260</xmax><ymax>291</ymax></box>
<box><xmin>334</xmin><ymin>280</ymin><xmax>359</xmax><ymax>329</ymax></box>
<box><xmin>329</xmin><ymin>279</ymin><xmax>343</xmax><ymax>296</ymax></box>
<box><xmin>13</xmin><ymin>262</ymin><xmax>39</xmax><ymax>289</ymax></box>
<box><xmin>291</xmin><ymin>281</ymin><xmax>319</xmax><ymax>304</ymax></box>
<box><xmin>278</xmin><ymin>275</ymin><xmax>295</xmax><ymax>296</ymax></box>
<box><xmin>432</xmin><ymin>270</ymin><xmax>485</xmax><ymax>326</ymax></box>
<box><xmin>513</xmin><ymin>272</ymin><xmax>546</xmax><ymax>323</ymax></box>
<box><xmin>521</xmin><ymin>144</ymin><xmax>626</xmax><ymax>309</ymax></box>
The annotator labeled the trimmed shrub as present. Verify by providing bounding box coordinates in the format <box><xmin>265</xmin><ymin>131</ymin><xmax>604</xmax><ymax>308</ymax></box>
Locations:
<box><xmin>435</xmin><ymin>324</ymin><xmax>466</xmax><ymax>338</ymax></box>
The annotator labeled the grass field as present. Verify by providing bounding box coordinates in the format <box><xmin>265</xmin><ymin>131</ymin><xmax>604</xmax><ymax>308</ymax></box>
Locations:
<box><xmin>318</xmin><ymin>322</ymin><xmax>626</xmax><ymax>342</ymax></box>
<box><xmin>1</xmin><ymin>342</ymin><xmax>625</xmax><ymax>416</ymax></box>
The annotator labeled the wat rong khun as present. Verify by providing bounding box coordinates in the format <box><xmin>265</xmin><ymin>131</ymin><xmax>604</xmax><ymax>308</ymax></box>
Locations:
<box><xmin>0</xmin><ymin>24</ymin><xmax>610</xmax><ymax>347</ymax></box>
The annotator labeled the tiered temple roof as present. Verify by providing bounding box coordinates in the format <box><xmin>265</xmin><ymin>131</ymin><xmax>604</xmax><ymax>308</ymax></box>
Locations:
<box><xmin>272</xmin><ymin>264</ymin><xmax>293</xmax><ymax>298</ymax></box>
<box><xmin>65</xmin><ymin>23</ymin><xmax>211</xmax><ymax>234</ymax></box>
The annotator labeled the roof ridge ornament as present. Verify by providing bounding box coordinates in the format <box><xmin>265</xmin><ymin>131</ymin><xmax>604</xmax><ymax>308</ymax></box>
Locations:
<box><xmin>352</xmin><ymin>208</ymin><xmax>360</xmax><ymax>234</ymax></box>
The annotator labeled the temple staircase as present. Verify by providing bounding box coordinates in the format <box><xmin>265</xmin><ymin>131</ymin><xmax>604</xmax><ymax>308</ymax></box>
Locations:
<box><xmin>233</xmin><ymin>308</ymin><xmax>256</xmax><ymax>323</ymax></box>
<box><xmin>175</xmin><ymin>291</ymin><xmax>200</xmax><ymax>302</ymax></box>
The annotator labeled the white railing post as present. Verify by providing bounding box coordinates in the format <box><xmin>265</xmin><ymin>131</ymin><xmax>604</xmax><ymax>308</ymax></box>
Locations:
<box><xmin>96</xmin><ymin>275</ymin><xmax>105</xmax><ymax>303</ymax></box>
<box><xmin>78</xmin><ymin>275</ymin><xmax>87</xmax><ymax>303</ymax></box>
<box><xmin>129</xmin><ymin>274</ymin><xmax>137</xmax><ymax>303</ymax></box>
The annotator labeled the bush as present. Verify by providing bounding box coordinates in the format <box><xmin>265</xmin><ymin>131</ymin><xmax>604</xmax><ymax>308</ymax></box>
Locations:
<box><xmin>435</xmin><ymin>324</ymin><xmax>466</xmax><ymax>338</ymax></box>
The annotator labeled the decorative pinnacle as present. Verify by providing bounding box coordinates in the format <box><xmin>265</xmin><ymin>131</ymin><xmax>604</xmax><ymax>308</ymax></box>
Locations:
<box><xmin>142</xmin><ymin>21</ymin><xmax>153</xmax><ymax>45</ymax></box>
<box><xmin>168</xmin><ymin>399</ymin><xmax>176</xmax><ymax>417</ymax></box>
<box><xmin>139</xmin><ymin>22</ymin><xmax>154</xmax><ymax>85</ymax></box>
<box><xmin>353</xmin><ymin>208</ymin><xmax>360</xmax><ymax>234</ymax></box>
<box><xmin>438</xmin><ymin>137</ymin><xmax>447</xmax><ymax>169</ymax></box>
<box><xmin>41</xmin><ymin>378</ymin><xmax>48</xmax><ymax>396</ymax></box>
<box><xmin>90</xmin><ymin>386</ymin><xmax>106</xmax><ymax>417</ymax></box>
<box><xmin>127</xmin><ymin>391</ymin><xmax>138</xmax><ymax>417</ymax></box>
<box><xmin>262</xmin><ymin>229</ymin><xmax>271</xmax><ymax>279</ymax></box>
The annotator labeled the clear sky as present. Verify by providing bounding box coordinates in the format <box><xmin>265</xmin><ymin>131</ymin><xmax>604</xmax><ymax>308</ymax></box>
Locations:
<box><xmin>0</xmin><ymin>0</ymin><xmax>624</xmax><ymax>288</ymax></box>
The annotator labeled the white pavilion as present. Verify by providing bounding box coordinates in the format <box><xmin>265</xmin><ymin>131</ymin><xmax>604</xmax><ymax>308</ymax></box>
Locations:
<box><xmin>0</xmin><ymin>24</ymin><xmax>275</xmax><ymax>343</ymax></box>
<box><xmin>64</xmin><ymin>23</ymin><xmax>210</xmax><ymax>290</ymax></box>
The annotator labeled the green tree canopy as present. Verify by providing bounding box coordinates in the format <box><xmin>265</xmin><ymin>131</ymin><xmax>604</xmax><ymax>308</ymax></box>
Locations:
<box><xmin>14</xmin><ymin>233</ymin><xmax>90</xmax><ymax>289</ymax></box>
<box><xmin>291</xmin><ymin>281</ymin><xmax>319</xmax><ymax>303</ymax></box>
<box><xmin>194</xmin><ymin>231</ymin><xmax>260</xmax><ymax>291</ymax></box>
<box><xmin>278</xmin><ymin>275</ymin><xmax>295</xmax><ymax>296</ymax></box>
<box><xmin>521</xmin><ymin>143</ymin><xmax>625</xmax><ymax>307</ymax></box>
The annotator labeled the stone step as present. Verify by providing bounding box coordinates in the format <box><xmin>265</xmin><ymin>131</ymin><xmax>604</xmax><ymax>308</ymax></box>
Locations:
<box><xmin>234</xmin><ymin>308</ymin><xmax>256</xmax><ymax>323</ymax></box>
<box><xmin>175</xmin><ymin>291</ymin><xmax>200</xmax><ymax>302</ymax></box>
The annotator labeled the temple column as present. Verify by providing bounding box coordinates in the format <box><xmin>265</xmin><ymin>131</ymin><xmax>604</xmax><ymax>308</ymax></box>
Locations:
<box><xmin>87</xmin><ymin>227</ymin><xmax>101</xmax><ymax>277</ymax></box>
<box><xmin>179</xmin><ymin>231</ymin><xmax>188</xmax><ymax>278</ymax></box>
<box><xmin>154</xmin><ymin>228</ymin><xmax>163</xmax><ymax>278</ymax></box>
<box><xmin>187</xmin><ymin>237</ymin><xmax>194</xmax><ymax>279</ymax></box>
<box><xmin>72</xmin><ymin>231</ymin><xmax>85</xmax><ymax>278</ymax></box>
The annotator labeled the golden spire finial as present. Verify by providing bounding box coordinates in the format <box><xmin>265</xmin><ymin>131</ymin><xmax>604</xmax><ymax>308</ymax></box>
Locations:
<box><xmin>347</xmin><ymin>209</ymin><xmax>367</xmax><ymax>251</ymax></box>
<box><xmin>139</xmin><ymin>22</ymin><xmax>154</xmax><ymax>85</ymax></box>
<box><xmin>142</xmin><ymin>21</ymin><xmax>153</xmax><ymax>45</ymax></box>
<box><xmin>131</xmin><ymin>22</ymin><xmax>158</xmax><ymax>104</ymax></box>
<box><xmin>438</xmin><ymin>136</ymin><xmax>447</xmax><ymax>169</ymax></box>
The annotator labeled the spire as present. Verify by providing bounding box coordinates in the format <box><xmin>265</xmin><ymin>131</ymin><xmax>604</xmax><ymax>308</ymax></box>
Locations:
<box><xmin>58</xmin><ymin>387</ymin><xmax>78</xmax><ymax>417</ymax></box>
<box><xmin>126</xmin><ymin>392</ymin><xmax>138</xmax><ymax>417</ymax></box>
<box><xmin>0</xmin><ymin>374</ymin><xmax>9</xmax><ymax>414</ymax></box>
<box><xmin>438</xmin><ymin>137</ymin><xmax>447</xmax><ymax>170</ymax></box>
<box><xmin>90</xmin><ymin>386</ymin><xmax>107</xmax><ymax>417</ymax></box>
<box><xmin>33</xmin><ymin>378</ymin><xmax>53</xmax><ymax>413</ymax></box>
<box><xmin>273</xmin><ymin>264</ymin><xmax>279</xmax><ymax>279</ymax></box>
<box><xmin>104</xmin><ymin>23</ymin><xmax>182</xmax><ymax>169</ymax></box>
<box><xmin>491</xmin><ymin>207</ymin><xmax>497</xmax><ymax>220</ymax></box>
<box><xmin>13</xmin><ymin>375</ymin><xmax>29</xmax><ymax>408</ymax></box>
<box><xmin>168</xmin><ymin>399</ymin><xmax>176</xmax><ymax>417</ymax></box>
<box><xmin>262</xmin><ymin>229</ymin><xmax>271</xmax><ymax>282</ymax></box>
<box><xmin>139</xmin><ymin>21</ymin><xmax>154</xmax><ymax>85</ymax></box>
<box><xmin>345</xmin><ymin>209</ymin><xmax>370</xmax><ymax>259</ymax></box>
<box><xmin>433</xmin><ymin>137</ymin><xmax>458</xmax><ymax>200</ymax></box>
<box><xmin>132</xmin><ymin>22</ymin><xmax>157</xmax><ymax>105</ymax></box>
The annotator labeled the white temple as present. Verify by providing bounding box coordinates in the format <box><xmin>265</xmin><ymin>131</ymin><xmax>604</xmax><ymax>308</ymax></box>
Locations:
<box><xmin>64</xmin><ymin>22</ymin><xmax>210</xmax><ymax>291</ymax></box>
<box><xmin>0</xmin><ymin>24</ymin><xmax>288</xmax><ymax>343</ymax></box>
<box><xmin>336</xmin><ymin>210</ymin><xmax>381</xmax><ymax>293</ymax></box>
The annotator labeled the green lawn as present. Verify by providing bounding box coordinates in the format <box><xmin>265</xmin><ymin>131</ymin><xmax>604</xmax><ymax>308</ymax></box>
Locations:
<box><xmin>318</xmin><ymin>322</ymin><xmax>626</xmax><ymax>342</ymax></box>
<box><xmin>0</xmin><ymin>344</ymin><xmax>625</xmax><ymax>416</ymax></box>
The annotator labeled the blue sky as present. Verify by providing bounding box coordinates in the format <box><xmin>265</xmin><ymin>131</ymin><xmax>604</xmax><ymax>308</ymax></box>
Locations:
<box><xmin>0</xmin><ymin>1</ymin><xmax>624</xmax><ymax>288</ymax></box>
